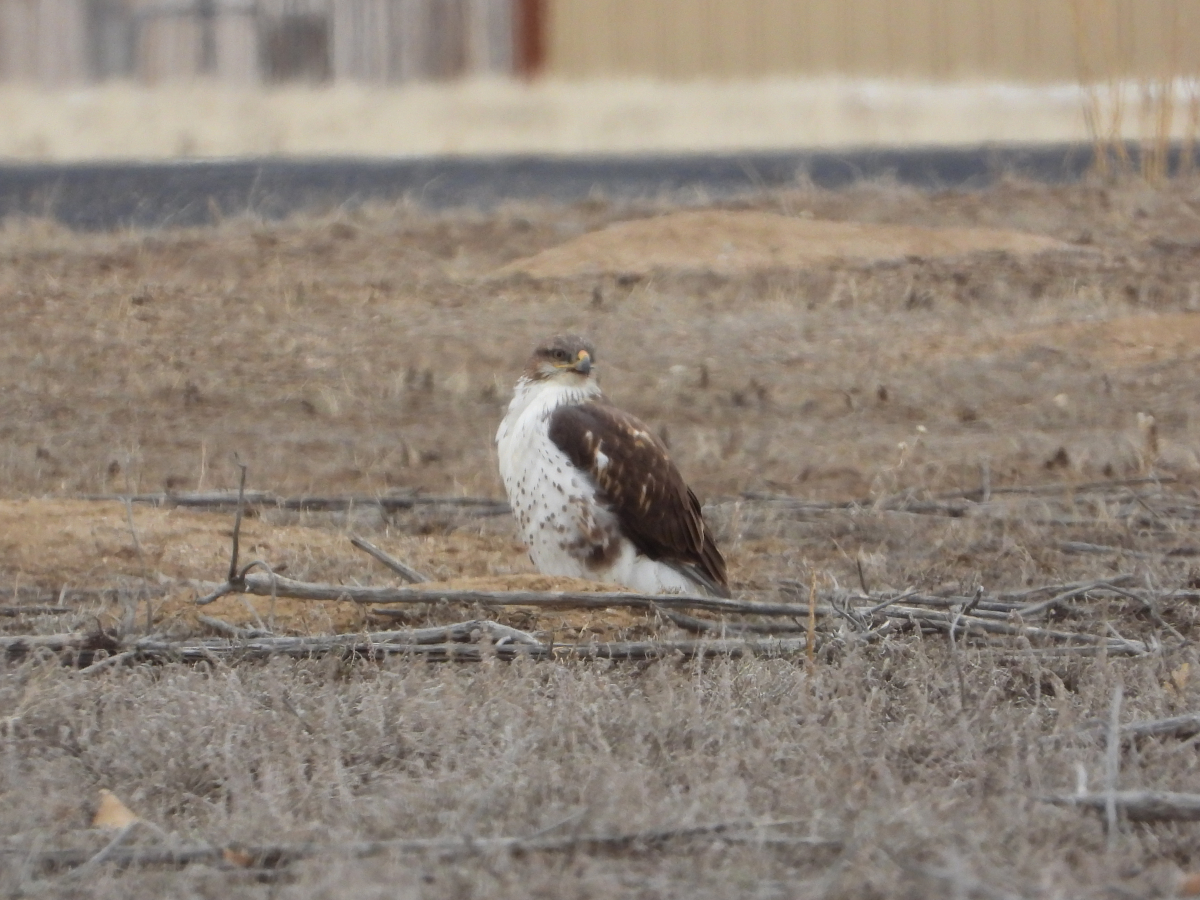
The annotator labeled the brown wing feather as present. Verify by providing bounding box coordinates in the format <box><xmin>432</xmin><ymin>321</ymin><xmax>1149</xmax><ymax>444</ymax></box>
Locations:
<box><xmin>549</xmin><ymin>402</ymin><xmax>728</xmax><ymax>595</ymax></box>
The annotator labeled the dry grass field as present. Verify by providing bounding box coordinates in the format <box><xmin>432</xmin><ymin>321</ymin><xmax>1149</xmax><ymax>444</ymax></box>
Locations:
<box><xmin>4</xmin><ymin>176</ymin><xmax>1200</xmax><ymax>897</ymax></box>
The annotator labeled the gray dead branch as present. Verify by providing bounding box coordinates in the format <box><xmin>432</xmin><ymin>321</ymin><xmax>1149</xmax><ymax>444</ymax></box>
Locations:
<box><xmin>0</xmin><ymin>633</ymin><xmax>118</xmax><ymax>654</ymax></box>
<box><xmin>80</xmin><ymin>475</ymin><xmax>1191</xmax><ymax>526</ymax></box>
<box><xmin>0</xmin><ymin>606</ymin><xmax>74</xmax><ymax>617</ymax></box>
<box><xmin>83</xmin><ymin>490</ymin><xmax>512</xmax><ymax>515</ymax></box>
<box><xmin>128</xmin><ymin>634</ymin><xmax>808</xmax><ymax>663</ymax></box>
<box><xmin>349</xmin><ymin>535</ymin><xmax>429</xmax><ymax>583</ymax></box>
<box><xmin>743</xmin><ymin>475</ymin><xmax>1179</xmax><ymax>513</ymax></box>
<box><xmin>15</xmin><ymin>818</ymin><xmax>840</xmax><ymax>873</ymax></box>
<box><xmin>199</xmin><ymin>572</ymin><xmax>801</xmax><ymax>614</ymax></box>
<box><xmin>188</xmin><ymin>571</ymin><xmax>1151</xmax><ymax>657</ymax></box>
<box><xmin>1121</xmin><ymin>714</ymin><xmax>1200</xmax><ymax>741</ymax></box>
<box><xmin>0</xmin><ymin>585</ymin><xmax>171</xmax><ymax>605</ymax></box>
<box><xmin>1</xmin><ymin>622</ymin><xmax>809</xmax><ymax>666</ymax></box>
<box><xmin>2</xmin><ymin>575</ymin><xmax>1156</xmax><ymax>666</ymax></box>
<box><xmin>1057</xmin><ymin>541</ymin><xmax>1159</xmax><ymax>559</ymax></box>
<box><xmin>1041</xmin><ymin>791</ymin><xmax>1200</xmax><ymax>822</ymax></box>
<box><xmin>1076</xmin><ymin>713</ymin><xmax>1200</xmax><ymax>742</ymax></box>
<box><xmin>13</xmin><ymin>469</ymin><xmax>1163</xmax><ymax>666</ymax></box>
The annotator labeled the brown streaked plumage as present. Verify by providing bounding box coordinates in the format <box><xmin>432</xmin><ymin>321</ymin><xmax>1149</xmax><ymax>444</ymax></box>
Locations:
<box><xmin>548</xmin><ymin>401</ymin><xmax>729</xmax><ymax>596</ymax></box>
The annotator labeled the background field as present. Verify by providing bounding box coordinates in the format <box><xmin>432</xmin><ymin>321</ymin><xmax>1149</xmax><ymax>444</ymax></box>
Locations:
<box><xmin>3</xmin><ymin>176</ymin><xmax>1200</xmax><ymax>896</ymax></box>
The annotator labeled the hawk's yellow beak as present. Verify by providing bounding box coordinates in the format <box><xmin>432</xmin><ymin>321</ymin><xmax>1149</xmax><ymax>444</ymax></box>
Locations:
<box><xmin>573</xmin><ymin>350</ymin><xmax>592</xmax><ymax>374</ymax></box>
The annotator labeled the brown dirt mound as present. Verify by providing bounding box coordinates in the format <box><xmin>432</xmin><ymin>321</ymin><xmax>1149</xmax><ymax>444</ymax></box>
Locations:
<box><xmin>496</xmin><ymin>209</ymin><xmax>1072</xmax><ymax>278</ymax></box>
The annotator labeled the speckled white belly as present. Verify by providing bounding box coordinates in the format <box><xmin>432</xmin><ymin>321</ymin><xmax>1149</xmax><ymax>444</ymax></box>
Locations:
<box><xmin>501</xmin><ymin>413</ymin><xmax>598</xmax><ymax>576</ymax></box>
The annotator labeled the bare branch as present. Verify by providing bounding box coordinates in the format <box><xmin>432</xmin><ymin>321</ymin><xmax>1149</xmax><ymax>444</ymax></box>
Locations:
<box><xmin>128</xmin><ymin>632</ymin><xmax>808</xmax><ymax>663</ymax></box>
<box><xmin>1106</xmin><ymin>682</ymin><xmax>1124</xmax><ymax>843</ymax></box>
<box><xmin>1057</xmin><ymin>541</ymin><xmax>1156</xmax><ymax>559</ymax></box>
<box><xmin>1019</xmin><ymin>580</ymin><xmax>1133</xmax><ymax>617</ymax></box>
<box><xmin>77</xmin><ymin>650</ymin><xmax>138</xmax><ymax>675</ymax></box>
<box><xmin>659</xmin><ymin>610</ymin><xmax>804</xmax><ymax>636</ymax></box>
<box><xmin>85</xmin><ymin>475</ymin><xmax>1187</xmax><ymax>524</ymax></box>
<box><xmin>213</xmin><ymin>573</ymin><xmax>804</xmax><ymax>616</ymax></box>
<box><xmin>1122</xmin><ymin>714</ymin><xmax>1200</xmax><ymax>741</ymax></box>
<box><xmin>15</xmin><ymin>819</ymin><xmax>840</xmax><ymax>872</ymax></box>
<box><xmin>0</xmin><ymin>633</ymin><xmax>113</xmax><ymax>654</ymax></box>
<box><xmin>0</xmin><ymin>606</ymin><xmax>74</xmax><ymax>617</ymax></box>
<box><xmin>186</xmin><ymin>573</ymin><xmax>1152</xmax><ymax>655</ymax></box>
<box><xmin>84</xmin><ymin>490</ymin><xmax>511</xmax><ymax>515</ymax></box>
<box><xmin>349</xmin><ymin>536</ymin><xmax>428</xmax><ymax>583</ymax></box>
<box><xmin>1078</xmin><ymin>713</ymin><xmax>1200</xmax><ymax>742</ymax></box>
<box><xmin>1042</xmin><ymin>791</ymin><xmax>1200</xmax><ymax>822</ymax></box>
<box><xmin>228</xmin><ymin>458</ymin><xmax>248</xmax><ymax>584</ymax></box>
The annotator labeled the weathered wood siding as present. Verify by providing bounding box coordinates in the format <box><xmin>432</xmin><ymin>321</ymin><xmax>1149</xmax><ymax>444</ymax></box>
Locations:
<box><xmin>0</xmin><ymin>0</ymin><xmax>89</xmax><ymax>82</ymax></box>
<box><xmin>0</xmin><ymin>0</ymin><xmax>511</xmax><ymax>83</ymax></box>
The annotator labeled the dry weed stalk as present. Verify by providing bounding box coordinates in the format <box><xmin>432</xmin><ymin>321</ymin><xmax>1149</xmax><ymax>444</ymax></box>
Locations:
<box><xmin>1071</xmin><ymin>0</ymin><xmax>1200</xmax><ymax>181</ymax></box>
<box><xmin>13</xmin><ymin>819</ymin><xmax>840</xmax><ymax>875</ymax></box>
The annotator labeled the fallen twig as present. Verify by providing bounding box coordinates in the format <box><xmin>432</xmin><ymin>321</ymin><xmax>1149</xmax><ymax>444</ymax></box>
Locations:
<box><xmin>1057</xmin><ymin>541</ymin><xmax>1157</xmax><ymax>559</ymax></box>
<box><xmin>131</xmin><ymin>632</ymin><xmax>805</xmax><ymax>663</ymax></box>
<box><xmin>658</xmin><ymin>610</ymin><xmax>805</xmax><ymax>636</ymax></box>
<box><xmin>744</xmin><ymin>476</ymin><xmax>1181</xmax><ymax>515</ymax></box>
<box><xmin>77</xmin><ymin>650</ymin><xmax>139</xmax><ymax>675</ymax></box>
<box><xmin>227</xmin><ymin>459</ymin><xmax>249</xmax><ymax>584</ymax></box>
<box><xmin>1106</xmin><ymin>683</ymin><xmax>1124</xmax><ymax>842</ymax></box>
<box><xmin>15</xmin><ymin>818</ymin><xmax>840</xmax><ymax>872</ymax></box>
<box><xmin>1019</xmin><ymin>580</ymin><xmax>1134</xmax><ymax>618</ymax></box>
<box><xmin>83</xmin><ymin>491</ymin><xmax>511</xmax><ymax>515</ymax></box>
<box><xmin>188</xmin><ymin>573</ymin><xmax>1155</xmax><ymax>655</ymax></box>
<box><xmin>1122</xmin><ymin>714</ymin><xmax>1200</xmax><ymax>741</ymax></box>
<box><xmin>209</xmin><ymin>573</ymin><xmax>810</xmax><ymax>616</ymax></box>
<box><xmin>1042</xmin><ymin>790</ymin><xmax>1200</xmax><ymax>822</ymax></box>
<box><xmin>998</xmin><ymin>575</ymin><xmax>1137</xmax><ymax>602</ymax></box>
<box><xmin>1078</xmin><ymin>713</ymin><xmax>1200</xmax><ymax>742</ymax></box>
<box><xmin>83</xmin><ymin>475</ymin><xmax>1185</xmax><ymax>522</ymax></box>
<box><xmin>885</xmin><ymin>605</ymin><xmax>1147</xmax><ymax>654</ymax></box>
<box><xmin>0</xmin><ymin>585</ymin><xmax>172</xmax><ymax>605</ymax></box>
<box><xmin>349</xmin><ymin>535</ymin><xmax>428</xmax><ymax>583</ymax></box>
<box><xmin>3</xmin><ymin>625</ymin><xmax>806</xmax><ymax>666</ymax></box>
<box><xmin>0</xmin><ymin>606</ymin><xmax>74</xmax><ymax>617</ymax></box>
<box><xmin>0</xmin><ymin>633</ymin><xmax>119</xmax><ymax>654</ymax></box>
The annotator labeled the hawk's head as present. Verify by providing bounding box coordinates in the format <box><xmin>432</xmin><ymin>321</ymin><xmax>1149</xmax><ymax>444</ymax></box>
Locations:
<box><xmin>523</xmin><ymin>334</ymin><xmax>596</xmax><ymax>382</ymax></box>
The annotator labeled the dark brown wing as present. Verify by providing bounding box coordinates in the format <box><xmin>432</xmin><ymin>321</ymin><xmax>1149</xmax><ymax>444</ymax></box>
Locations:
<box><xmin>549</xmin><ymin>401</ymin><xmax>729</xmax><ymax>596</ymax></box>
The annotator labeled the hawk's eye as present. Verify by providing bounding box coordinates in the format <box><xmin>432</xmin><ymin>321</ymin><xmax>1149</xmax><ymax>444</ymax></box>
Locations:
<box><xmin>551</xmin><ymin>349</ymin><xmax>569</xmax><ymax>362</ymax></box>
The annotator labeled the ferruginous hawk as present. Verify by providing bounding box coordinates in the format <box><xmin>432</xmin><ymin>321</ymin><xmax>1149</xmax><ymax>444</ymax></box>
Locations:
<box><xmin>496</xmin><ymin>334</ymin><xmax>729</xmax><ymax>597</ymax></box>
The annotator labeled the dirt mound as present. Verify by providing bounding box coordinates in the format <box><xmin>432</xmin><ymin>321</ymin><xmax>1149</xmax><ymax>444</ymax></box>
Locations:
<box><xmin>497</xmin><ymin>209</ymin><xmax>1072</xmax><ymax>278</ymax></box>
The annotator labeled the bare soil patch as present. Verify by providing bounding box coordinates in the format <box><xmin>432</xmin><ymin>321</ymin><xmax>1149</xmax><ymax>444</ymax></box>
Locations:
<box><xmin>4</xmin><ymin>177</ymin><xmax>1200</xmax><ymax>897</ymax></box>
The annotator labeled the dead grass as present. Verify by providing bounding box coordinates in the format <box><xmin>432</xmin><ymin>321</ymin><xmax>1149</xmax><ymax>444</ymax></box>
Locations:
<box><xmin>6</xmin><ymin>629</ymin><xmax>1200</xmax><ymax>897</ymax></box>
<box><xmin>4</xmin><ymin>177</ymin><xmax>1200</xmax><ymax>895</ymax></box>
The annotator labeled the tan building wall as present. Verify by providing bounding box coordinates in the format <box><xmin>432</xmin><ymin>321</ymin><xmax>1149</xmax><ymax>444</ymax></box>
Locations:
<box><xmin>547</xmin><ymin>0</ymin><xmax>1200</xmax><ymax>82</ymax></box>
